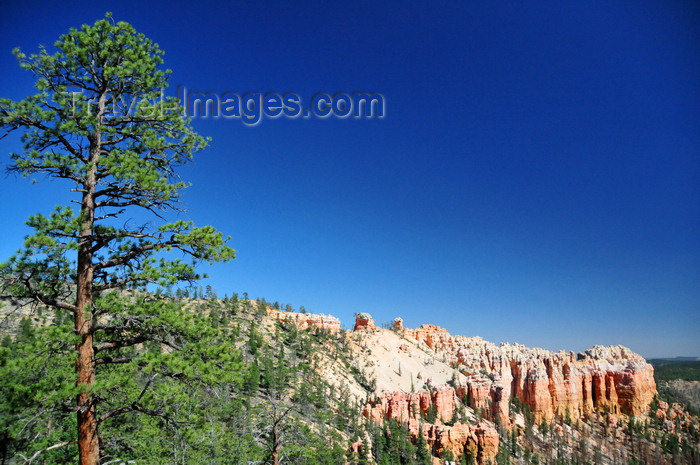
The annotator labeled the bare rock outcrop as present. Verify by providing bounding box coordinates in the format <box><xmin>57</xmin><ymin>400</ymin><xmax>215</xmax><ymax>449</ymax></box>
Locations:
<box><xmin>363</xmin><ymin>388</ymin><xmax>499</xmax><ymax>464</ymax></box>
<box><xmin>422</xmin><ymin>421</ymin><xmax>499</xmax><ymax>464</ymax></box>
<box><xmin>400</xmin><ymin>324</ymin><xmax>656</xmax><ymax>424</ymax></box>
<box><xmin>266</xmin><ymin>308</ymin><xmax>341</xmax><ymax>332</ymax></box>
<box><xmin>353</xmin><ymin>312</ymin><xmax>376</xmax><ymax>330</ymax></box>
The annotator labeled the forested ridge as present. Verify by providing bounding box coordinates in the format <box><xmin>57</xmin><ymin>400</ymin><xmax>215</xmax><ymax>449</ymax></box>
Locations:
<box><xmin>0</xmin><ymin>294</ymin><xmax>437</xmax><ymax>464</ymax></box>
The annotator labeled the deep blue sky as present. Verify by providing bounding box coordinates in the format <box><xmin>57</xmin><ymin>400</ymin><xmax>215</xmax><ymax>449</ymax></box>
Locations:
<box><xmin>1</xmin><ymin>1</ymin><xmax>698</xmax><ymax>358</ymax></box>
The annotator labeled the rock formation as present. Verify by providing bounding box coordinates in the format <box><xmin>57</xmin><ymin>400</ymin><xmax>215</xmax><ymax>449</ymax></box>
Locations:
<box><xmin>266</xmin><ymin>308</ymin><xmax>341</xmax><ymax>332</ymax></box>
<box><xmin>353</xmin><ymin>312</ymin><xmax>376</xmax><ymax>330</ymax></box>
<box><xmin>363</xmin><ymin>387</ymin><xmax>499</xmax><ymax>464</ymax></box>
<box><xmin>349</xmin><ymin>313</ymin><xmax>658</xmax><ymax>463</ymax></box>
<box><xmin>400</xmin><ymin>323</ymin><xmax>656</xmax><ymax>424</ymax></box>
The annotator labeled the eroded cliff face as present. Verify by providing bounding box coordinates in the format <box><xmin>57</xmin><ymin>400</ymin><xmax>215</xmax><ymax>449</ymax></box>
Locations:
<box><xmin>321</xmin><ymin>312</ymin><xmax>658</xmax><ymax>464</ymax></box>
<box><xmin>266</xmin><ymin>308</ymin><xmax>341</xmax><ymax>332</ymax></box>
<box><xmin>400</xmin><ymin>323</ymin><xmax>656</xmax><ymax>424</ymax></box>
<box><xmin>363</xmin><ymin>388</ymin><xmax>499</xmax><ymax>463</ymax></box>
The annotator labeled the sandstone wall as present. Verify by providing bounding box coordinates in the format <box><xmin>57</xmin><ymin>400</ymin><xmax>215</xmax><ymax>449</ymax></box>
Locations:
<box><xmin>351</xmin><ymin>313</ymin><xmax>656</xmax><ymax>463</ymax></box>
<box><xmin>363</xmin><ymin>388</ymin><xmax>498</xmax><ymax>464</ymax></box>
<box><xmin>403</xmin><ymin>324</ymin><xmax>656</xmax><ymax>424</ymax></box>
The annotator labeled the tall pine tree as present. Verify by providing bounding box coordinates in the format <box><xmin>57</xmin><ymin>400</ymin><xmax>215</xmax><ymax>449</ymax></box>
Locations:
<box><xmin>0</xmin><ymin>14</ymin><xmax>236</xmax><ymax>465</ymax></box>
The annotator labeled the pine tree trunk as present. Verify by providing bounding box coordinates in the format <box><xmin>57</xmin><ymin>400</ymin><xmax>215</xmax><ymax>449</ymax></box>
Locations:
<box><xmin>76</xmin><ymin>121</ymin><xmax>101</xmax><ymax>465</ymax></box>
<box><xmin>271</xmin><ymin>428</ymin><xmax>279</xmax><ymax>465</ymax></box>
<box><xmin>76</xmin><ymin>196</ymin><xmax>98</xmax><ymax>464</ymax></box>
<box><xmin>76</xmin><ymin>233</ymin><xmax>98</xmax><ymax>464</ymax></box>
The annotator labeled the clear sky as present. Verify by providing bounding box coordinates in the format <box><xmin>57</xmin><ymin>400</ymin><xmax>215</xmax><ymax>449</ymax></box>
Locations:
<box><xmin>1</xmin><ymin>1</ymin><xmax>698</xmax><ymax>358</ymax></box>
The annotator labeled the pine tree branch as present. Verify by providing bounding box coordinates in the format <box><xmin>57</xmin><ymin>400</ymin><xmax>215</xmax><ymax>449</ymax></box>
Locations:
<box><xmin>2</xmin><ymin>113</ymin><xmax>83</xmax><ymax>161</ymax></box>
<box><xmin>97</xmin><ymin>405</ymin><xmax>166</xmax><ymax>424</ymax></box>
<box><xmin>92</xmin><ymin>315</ymin><xmax>155</xmax><ymax>333</ymax></box>
<box><xmin>1</xmin><ymin>274</ymin><xmax>77</xmax><ymax>314</ymax></box>
<box><xmin>93</xmin><ymin>240</ymin><xmax>175</xmax><ymax>271</ymax></box>
<box><xmin>95</xmin><ymin>336</ymin><xmax>148</xmax><ymax>353</ymax></box>
<box><xmin>17</xmin><ymin>440</ymin><xmax>78</xmax><ymax>464</ymax></box>
<box><xmin>33</xmin><ymin>293</ymin><xmax>77</xmax><ymax>314</ymax></box>
<box><xmin>98</xmin><ymin>376</ymin><xmax>168</xmax><ymax>423</ymax></box>
<box><xmin>95</xmin><ymin>356</ymin><xmax>133</xmax><ymax>365</ymax></box>
<box><xmin>93</xmin><ymin>277</ymin><xmax>146</xmax><ymax>292</ymax></box>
